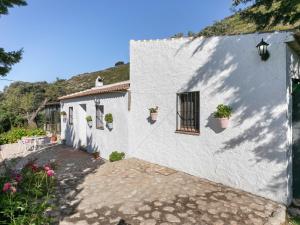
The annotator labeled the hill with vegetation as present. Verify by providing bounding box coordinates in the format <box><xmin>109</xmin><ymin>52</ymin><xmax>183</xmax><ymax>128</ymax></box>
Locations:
<box><xmin>61</xmin><ymin>63</ymin><xmax>129</xmax><ymax>94</ymax></box>
<box><xmin>0</xmin><ymin>63</ymin><xmax>129</xmax><ymax>132</ymax></box>
<box><xmin>196</xmin><ymin>0</ymin><xmax>300</xmax><ymax>37</ymax></box>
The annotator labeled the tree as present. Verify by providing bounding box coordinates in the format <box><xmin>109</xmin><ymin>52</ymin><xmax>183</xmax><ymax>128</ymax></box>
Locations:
<box><xmin>171</xmin><ymin>33</ymin><xmax>184</xmax><ymax>38</ymax></box>
<box><xmin>0</xmin><ymin>0</ymin><xmax>27</xmax><ymax>15</ymax></box>
<box><xmin>0</xmin><ymin>0</ymin><xmax>27</xmax><ymax>77</ymax></box>
<box><xmin>232</xmin><ymin>0</ymin><xmax>300</xmax><ymax>29</ymax></box>
<box><xmin>0</xmin><ymin>79</ymin><xmax>68</xmax><ymax>129</ymax></box>
<box><xmin>115</xmin><ymin>61</ymin><xmax>124</xmax><ymax>67</ymax></box>
<box><xmin>188</xmin><ymin>31</ymin><xmax>196</xmax><ymax>37</ymax></box>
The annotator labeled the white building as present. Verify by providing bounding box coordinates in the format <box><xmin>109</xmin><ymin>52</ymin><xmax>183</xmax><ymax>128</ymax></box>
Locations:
<box><xmin>60</xmin><ymin>31</ymin><xmax>300</xmax><ymax>204</ymax></box>
<box><xmin>59</xmin><ymin>80</ymin><xmax>130</xmax><ymax>160</ymax></box>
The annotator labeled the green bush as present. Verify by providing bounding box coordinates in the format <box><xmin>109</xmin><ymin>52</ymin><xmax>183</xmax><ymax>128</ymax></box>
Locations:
<box><xmin>214</xmin><ymin>104</ymin><xmax>232</xmax><ymax>118</ymax></box>
<box><xmin>85</xmin><ymin>115</ymin><xmax>92</xmax><ymax>122</ymax></box>
<box><xmin>109</xmin><ymin>151</ymin><xmax>125</xmax><ymax>162</ymax></box>
<box><xmin>0</xmin><ymin>128</ymin><xmax>46</xmax><ymax>145</ymax></box>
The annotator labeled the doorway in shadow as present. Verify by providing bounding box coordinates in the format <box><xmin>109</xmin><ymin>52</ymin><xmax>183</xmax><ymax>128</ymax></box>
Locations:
<box><xmin>78</xmin><ymin>104</ymin><xmax>87</xmax><ymax>148</ymax></box>
<box><xmin>292</xmin><ymin>79</ymin><xmax>300</xmax><ymax>199</ymax></box>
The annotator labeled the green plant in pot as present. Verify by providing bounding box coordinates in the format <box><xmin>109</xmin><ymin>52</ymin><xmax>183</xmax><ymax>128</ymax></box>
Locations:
<box><xmin>214</xmin><ymin>104</ymin><xmax>232</xmax><ymax>128</ymax></box>
<box><xmin>149</xmin><ymin>106</ymin><xmax>159</xmax><ymax>121</ymax></box>
<box><xmin>105</xmin><ymin>113</ymin><xmax>113</xmax><ymax>129</ymax></box>
<box><xmin>60</xmin><ymin>111</ymin><xmax>67</xmax><ymax>122</ymax></box>
<box><xmin>86</xmin><ymin>115</ymin><xmax>93</xmax><ymax>127</ymax></box>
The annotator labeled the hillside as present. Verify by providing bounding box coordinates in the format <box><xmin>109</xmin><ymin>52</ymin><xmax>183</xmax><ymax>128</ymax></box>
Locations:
<box><xmin>0</xmin><ymin>63</ymin><xmax>129</xmax><ymax>131</ymax></box>
<box><xmin>62</xmin><ymin>63</ymin><xmax>129</xmax><ymax>94</ymax></box>
<box><xmin>198</xmin><ymin>0</ymin><xmax>300</xmax><ymax>37</ymax></box>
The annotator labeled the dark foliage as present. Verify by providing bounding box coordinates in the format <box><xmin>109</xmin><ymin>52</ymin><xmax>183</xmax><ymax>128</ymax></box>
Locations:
<box><xmin>1</xmin><ymin>0</ymin><xmax>27</xmax><ymax>77</ymax></box>
<box><xmin>0</xmin><ymin>0</ymin><xmax>27</xmax><ymax>15</ymax></box>
<box><xmin>0</xmin><ymin>48</ymin><xmax>23</xmax><ymax>77</ymax></box>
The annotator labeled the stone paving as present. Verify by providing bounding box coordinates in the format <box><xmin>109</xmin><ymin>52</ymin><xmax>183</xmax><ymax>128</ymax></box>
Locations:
<box><xmin>28</xmin><ymin>145</ymin><xmax>286</xmax><ymax>225</ymax></box>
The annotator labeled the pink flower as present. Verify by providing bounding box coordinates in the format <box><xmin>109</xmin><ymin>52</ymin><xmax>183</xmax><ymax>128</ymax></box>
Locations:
<box><xmin>46</xmin><ymin>170</ymin><xmax>54</xmax><ymax>177</ymax></box>
<box><xmin>14</xmin><ymin>174</ymin><xmax>22</xmax><ymax>183</ymax></box>
<box><xmin>44</xmin><ymin>165</ymin><xmax>51</xmax><ymax>171</ymax></box>
<box><xmin>30</xmin><ymin>164</ymin><xmax>38</xmax><ymax>172</ymax></box>
<box><xmin>2</xmin><ymin>182</ymin><xmax>11</xmax><ymax>192</ymax></box>
<box><xmin>10</xmin><ymin>186</ymin><xmax>17</xmax><ymax>193</ymax></box>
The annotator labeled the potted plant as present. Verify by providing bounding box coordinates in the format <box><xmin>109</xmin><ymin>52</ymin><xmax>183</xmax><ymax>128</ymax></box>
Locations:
<box><xmin>149</xmin><ymin>106</ymin><xmax>159</xmax><ymax>121</ymax></box>
<box><xmin>105</xmin><ymin>113</ymin><xmax>113</xmax><ymax>129</ymax></box>
<box><xmin>51</xmin><ymin>133</ymin><xmax>57</xmax><ymax>143</ymax></box>
<box><xmin>93</xmin><ymin>151</ymin><xmax>100</xmax><ymax>159</ymax></box>
<box><xmin>86</xmin><ymin>115</ymin><xmax>93</xmax><ymax>127</ymax></box>
<box><xmin>214</xmin><ymin>104</ymin><xmax>232</xmax><ymax>129</ymax></box>
<box><xmin>60</xmin><ymin>111</ymin><xmax>67</xmax><ymax>122</ymax></box>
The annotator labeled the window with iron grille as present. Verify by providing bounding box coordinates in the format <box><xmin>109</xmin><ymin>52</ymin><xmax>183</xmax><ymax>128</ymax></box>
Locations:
<box><xmin>69</xmin><ymin>107</ymin><xmax>73</xmax><ymax>125</ymax></box>
<box><xmin>176</xmin><ymin>92</ymin><xmax>200</xmax><ymax>133</ymax></box>
<box><xmin>96</xmin><ymin>105</ymin><xmax>104</xmax><ymax>129</ymax></box>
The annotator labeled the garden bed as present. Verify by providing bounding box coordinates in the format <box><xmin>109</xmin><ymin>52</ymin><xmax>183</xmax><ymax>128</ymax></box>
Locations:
<box><xmin>0</xmin><ymin>160</ymin><xmax>56</xmax><ymax>224</ymax></box>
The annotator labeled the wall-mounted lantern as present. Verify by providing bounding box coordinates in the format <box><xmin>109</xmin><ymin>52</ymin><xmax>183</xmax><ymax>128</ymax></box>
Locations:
<box><xmin>256</xmin><ymin>38</ymin><xmax>270</xmax><ymax>61</ymax></box>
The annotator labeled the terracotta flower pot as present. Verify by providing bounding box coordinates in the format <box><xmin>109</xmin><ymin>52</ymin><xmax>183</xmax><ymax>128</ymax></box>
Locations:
<box><xmin>93</xmin><ymin>152</ymin><xmax>100</xmax><ymax>159</ymax></box>
<box><xmin>150</xmin><ymin>112</ymin><xmax>158</xmax><ymax>121</ymax></box>
<box><xmin>51</xmin><ymin>135</ymin><xmax>57</xmax><ymax>143</ymax></box>
<box><xmin>218</xmin><ymin>118</ymin><xmax>229</xmax><ymax>128</ymax></box>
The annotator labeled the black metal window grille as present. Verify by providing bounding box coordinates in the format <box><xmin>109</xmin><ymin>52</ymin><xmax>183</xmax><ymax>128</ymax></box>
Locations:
<box><xmin>96</xmin><ymin>105</ymin><xmax>104</xmax><ymax>129</ymax></box>
<box><xmin>69</xmin><ymin>107</ymin><xmax>73</xmax><ymax>125</ymax></box>
<box><xmin>176</xmin><ymin>92</ymin><xmax>199</xmax><ymax>133</ymax></box>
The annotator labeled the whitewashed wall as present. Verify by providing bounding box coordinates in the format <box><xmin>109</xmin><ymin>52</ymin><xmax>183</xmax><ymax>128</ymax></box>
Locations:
<box><xmin>129</xmin><ymin>32</ymin><xmax>294</xmax><ymax>204</ymax></box>
<box><xmin>61</xmin><ymin>92</ymin><xmax>129</xmax><ymax>160</ymax></box>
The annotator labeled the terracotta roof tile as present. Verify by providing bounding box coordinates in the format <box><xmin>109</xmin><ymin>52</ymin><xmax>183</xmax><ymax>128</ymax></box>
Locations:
<box><xmin>58</xmin><ymin>81</ymin><xmax>130</xmax><ymax>100</ymax></box>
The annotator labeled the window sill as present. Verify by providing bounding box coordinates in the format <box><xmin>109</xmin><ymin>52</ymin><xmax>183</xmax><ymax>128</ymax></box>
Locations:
<box><xmin>175</xmin><ymin>130</ymin><xmax>200</xmax><ymax>136</ymax></box>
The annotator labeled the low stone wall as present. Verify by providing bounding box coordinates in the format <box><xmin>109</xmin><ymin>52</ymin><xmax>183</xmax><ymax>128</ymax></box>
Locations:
<box><xmin>0</xmin><ymin>143</ymin><xmax>24</xmax><ymax>162</ymax></box>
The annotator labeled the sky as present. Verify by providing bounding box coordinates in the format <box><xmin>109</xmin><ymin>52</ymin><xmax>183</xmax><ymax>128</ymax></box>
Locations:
<box><xmin>0</xmin><ymin>0</ymin><xmax>234</xmax><ymax>91</ymax></box>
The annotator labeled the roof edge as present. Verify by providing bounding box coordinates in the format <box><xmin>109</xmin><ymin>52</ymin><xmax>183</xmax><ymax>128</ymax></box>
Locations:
<box><xmin>58</xmin><ymin>80</ymin><xmax>130</xmax><ymax>101</ymax></box>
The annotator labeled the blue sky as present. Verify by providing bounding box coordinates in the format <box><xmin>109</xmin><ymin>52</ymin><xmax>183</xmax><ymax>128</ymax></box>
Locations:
<box><xmin>0</xmin><ymin>0</ymin><xmax>234</xmax><ymax>90</ymax></box>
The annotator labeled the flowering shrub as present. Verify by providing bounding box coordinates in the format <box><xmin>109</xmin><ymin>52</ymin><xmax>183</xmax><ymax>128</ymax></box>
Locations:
<box><xmin>0</xmin><ymin>160</ymin><xmax>56</xmax><ymax>224</ymax></box>
<box><xmin>0</xmin><ymin>128</ymin><xmax>46</xmax><ymax>145</ymax></box>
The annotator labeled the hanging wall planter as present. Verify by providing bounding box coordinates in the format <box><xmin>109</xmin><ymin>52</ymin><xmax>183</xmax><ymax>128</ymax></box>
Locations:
<box><xmin>60</xmin><ymin>111</ymin><xmax>67</xmax><ymax>122</ymax></box>
<box><xmin>105</xmin><ymin>113</ymin><xmax>113</xmax><ymax>129</ymax></box>
<box><xmin>86</xmin><ymin>115</ymin><xmax>93</xmax><ymax>127</ymax></box>
<box><xmin>149</xmin><ymin>106</ymin><xmax>159</xmax><ymax>122</ymax></box>
<box><xmin>214</xmin><ymin>104</ymin><xmax>232</xmax><ymax>129</ymax></box>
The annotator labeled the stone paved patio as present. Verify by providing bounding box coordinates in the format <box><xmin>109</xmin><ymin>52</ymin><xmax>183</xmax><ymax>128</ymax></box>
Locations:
<box><xmin>27</xmin><ymin>145</ymin><xmax>286</xmax><ymax>225</ymax></box>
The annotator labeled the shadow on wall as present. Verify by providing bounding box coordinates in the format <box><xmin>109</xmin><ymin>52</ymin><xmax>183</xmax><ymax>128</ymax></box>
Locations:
<box><xmin>205</xmin><ymin>113</ymin><xmax>225</xmax><ymax>134</ymax></box>
<box><xmin>65</xmin><ymin>119</ymin><xmax>101</xmax><ymax>154</ymax></box>
<box><xmin>178</xmin><ymin>34</ymin><xmax>290</xmax><ymax>199</ymax></box>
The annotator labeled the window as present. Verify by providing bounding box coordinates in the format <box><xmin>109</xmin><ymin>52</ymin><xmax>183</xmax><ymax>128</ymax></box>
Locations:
<box><xmin>176</xmin><ymin>92</ymin><xmax>199</xmax><ymax>133</ymax></box>
<box><xmin>69</xmin><ymin>107</ymin><xmax>73</xmax><ymax>125</ymax></box>
<box><xmin>96</xmin><ymin>105</ymin><xmax>104</xmax><ymax>129</ymax></box>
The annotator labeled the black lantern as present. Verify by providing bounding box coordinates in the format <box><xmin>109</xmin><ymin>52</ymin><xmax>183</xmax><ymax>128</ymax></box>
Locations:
<box><xmin>256</xmin><ymin>38</ymin><xmax>270</xmax><ymax>61</ymax></box>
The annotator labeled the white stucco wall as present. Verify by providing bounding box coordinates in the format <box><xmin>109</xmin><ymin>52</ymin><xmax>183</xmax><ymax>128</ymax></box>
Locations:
<box><xmin>60</xmin><ymin>92</ymin><xmax>129</xmax><ymax>160</ymax></box>
<box><xmin>129</xmin><ymin>32</ymin><xmax>294</xmax><ymax>204</ymax></box>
